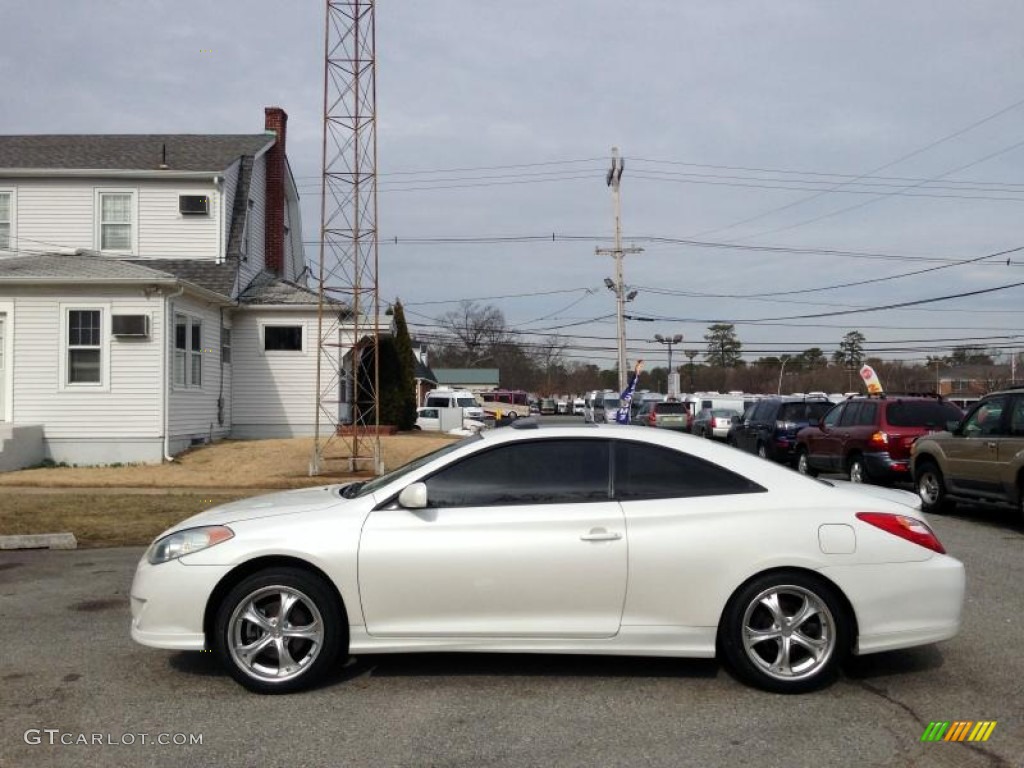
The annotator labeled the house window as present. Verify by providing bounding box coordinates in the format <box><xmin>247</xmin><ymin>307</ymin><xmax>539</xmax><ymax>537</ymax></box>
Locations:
<box><xmin>264</xmin><ymin>325</ymin><xmax>303</xmax><ymax>352</ymax></box>
<box><xmin>190</xmin><ymin>320</ymin><xmax>202</xmax><ymax>386</ymax></box>
<box><xmin>174</xmin><ymin>313</ymin><xmax>202</xmax><ymax>388</ymax></box>
<box><xmin>98</xmin><ymin>191</ymin><xmax>133</xmax><ymax>251</ymax></box>
<box><xmin>68</xmin><ymin>310</ymin><xmax>102</xmax><ymax>384</ymax></box>
<box><xmin>0</xmin><ymin>191</ymin><xmax>11</xmax><ymax>251</ymax></box>
<box><xmin>221</xmin><ymin>327</ymin><xmax>232</xmax><ymax>364</ymax></box>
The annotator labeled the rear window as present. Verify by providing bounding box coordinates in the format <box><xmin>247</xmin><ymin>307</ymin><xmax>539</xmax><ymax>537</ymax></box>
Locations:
<box><xmin>655</xmin><ymin>402</ymin><xmax>688</xmax><ymax>414</ymax></box>
<box><xmin>779</xmin><ymin>401</ymin><xmax>832</xmax><ymax>422</ymax></box>
<box><xmin>711</xmin><ymin>409</ymin><xmax>736</xmax><ymax>417</ymax></box>
<box><xmin>885</xmin><ymin>400</ymin><xmax>962</xmax><ymax>428</ymax></box>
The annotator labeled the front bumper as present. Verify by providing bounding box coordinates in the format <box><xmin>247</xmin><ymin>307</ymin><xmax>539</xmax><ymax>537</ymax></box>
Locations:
<box><xmin>130</xmin><ymin>556</ymin><xmax>231</xmax><ymax>650</ymax></box>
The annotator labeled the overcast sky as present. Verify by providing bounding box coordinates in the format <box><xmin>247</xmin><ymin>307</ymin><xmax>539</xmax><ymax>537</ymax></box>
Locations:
<box><xmin>4</xmin><ymin>1</ymin><xmax>1024</xmax><ymax>367</ymax></box>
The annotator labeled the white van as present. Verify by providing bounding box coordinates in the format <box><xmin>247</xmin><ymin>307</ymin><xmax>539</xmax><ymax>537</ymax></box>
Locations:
<box><xmin>423</xmin><ymin>389</ymin><xmax>486</xmax><ymax>420</ymax></box>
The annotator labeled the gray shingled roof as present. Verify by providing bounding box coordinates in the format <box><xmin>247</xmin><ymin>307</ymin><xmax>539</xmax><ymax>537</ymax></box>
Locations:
<box><xmin>0</xmin><ymin>253</ymin><xmax>177</xmax><ymax>282</ymax></box>
<box><xmin>126</xmin><ymin>259</ymin><xmax>239</xmax><ymax>298</ymax></box>
<box><xmin>0</xmin><ymin>134</ymin><xmax>274</xmax><ymax>172</ymax></box>
<box><xmin>237</xmin><ymin>271</ymin><xmax>349</xmax><ymax>312</ymax></box>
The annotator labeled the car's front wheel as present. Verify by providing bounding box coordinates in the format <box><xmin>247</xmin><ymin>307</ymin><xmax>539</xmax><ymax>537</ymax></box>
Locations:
<box><xmin>719</xmin><ymin>571</ymin><xmax>849</xmax><ymax>694</ymax></box>
<box><xmin>213</xmin><ymin>567</ymin><xmax>345</xmax><ymax>694</ymax></box>
<box><xmin>916</xmin><ymin>460</ymin><xmax>953</xmax><ymax>514</ymax></box>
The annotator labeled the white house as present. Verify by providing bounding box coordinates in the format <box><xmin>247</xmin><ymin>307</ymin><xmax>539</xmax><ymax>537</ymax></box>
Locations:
<box><xmin>0</xmin><ymin>108</ymin><xmax>353</xmax><ymax>469</ymax></box>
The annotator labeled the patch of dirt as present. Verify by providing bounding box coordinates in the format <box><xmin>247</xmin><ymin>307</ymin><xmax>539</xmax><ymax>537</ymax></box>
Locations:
<box><xmin>0</xmin><ymin>434</ymin><xmax>453</xmax><ymax>489</ymax></box>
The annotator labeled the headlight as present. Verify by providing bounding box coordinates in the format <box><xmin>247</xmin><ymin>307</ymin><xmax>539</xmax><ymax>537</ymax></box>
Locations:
<box><xmin>147</xmin><ymin>525</ymin><xmax>234</xmax><ymax>565</ymax></box>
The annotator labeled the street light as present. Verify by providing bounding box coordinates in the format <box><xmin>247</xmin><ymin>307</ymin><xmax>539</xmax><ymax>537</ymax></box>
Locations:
<box><xmin>654</xmin><ymin>333</ymin><xmax>683</xmax><ymax>395</ymax></box>
<box><xmin>777</xmin><ymin>355</ymin><xmax>791</xmax><ymax>395</ymax></box>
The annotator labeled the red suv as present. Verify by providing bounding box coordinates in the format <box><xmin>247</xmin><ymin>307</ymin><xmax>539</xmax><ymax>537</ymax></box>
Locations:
<box><xmin>794</xmin><ymin>395</ymin><xmax>963</xmax><ymax>485</ymax></box>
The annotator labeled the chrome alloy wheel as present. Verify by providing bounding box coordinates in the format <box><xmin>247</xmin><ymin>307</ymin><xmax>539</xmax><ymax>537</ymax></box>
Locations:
<box><xmin>849</xmin><ymin>459</ymin><xmax>865</xmax><ymax>484</ymax></box>
<box><xmin>227</xmin><ymin>585</ymin><xmax>325</xmax><ymax>683</ymax></box>
<box><xmin>918</xmin><ymin>470</ymin><xmax>942</xmax><ymax>507</ymax></box>
<box><xmin>740</xmin><ymin>585</ymin><xmax>837</xmax><ymax>682</ymax></box>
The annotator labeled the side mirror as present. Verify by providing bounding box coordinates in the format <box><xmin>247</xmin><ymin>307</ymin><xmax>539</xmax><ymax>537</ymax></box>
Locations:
<box><xmin>398</xmin><ymin>482</ymin><xmax>428</xmax><ymax>509</ymax></box>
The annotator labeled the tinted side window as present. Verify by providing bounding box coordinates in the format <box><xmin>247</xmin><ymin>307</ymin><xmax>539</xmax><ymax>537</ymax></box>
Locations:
<box><xmin>839</xmin><ymin>402</ymin><xmax>862</xmax><ymax>427</ymax></box>
<box><xmin>822</xmin><ymin>404</ymin><xmax>843</xmax><ymax>428</ymax></box>
<box><xmin>752</xmin><ymin>401</ymin><xmax>774</xmax><ymax>421</ymax></box>
<box><xmin>885</xmin><ymin>401</ymin><xmax>962</xmax><ymax>428</ymax></box>
<box><xmin>962</xmin><ymin>396</ymin><xmax>1009</xmax><ymax>437</ymax></box>
<box><xmin>614</xmin><ymin>441</ymin><xmax>765</xmax><ymax>501</ymax></box>
<box><xmin>855</xmin><ymin>401</ymin><xmax>878</xmax><ymax>426</ymax></box>
<box><xmin>423</xmin><ymin>439</ymin><xmax>609</xmax><ymax>507</ymax></box>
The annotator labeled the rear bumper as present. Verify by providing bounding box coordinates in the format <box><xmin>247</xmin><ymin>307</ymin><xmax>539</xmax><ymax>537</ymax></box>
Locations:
<box><xmin>820</xmin><ymin>555</ymin><xmax>965</xmax><ymax>655</ymax></box>
<box><xmin>863</xmin><ymin>451</ymin><xmax>913</xmax><ymax>483</ymax></box>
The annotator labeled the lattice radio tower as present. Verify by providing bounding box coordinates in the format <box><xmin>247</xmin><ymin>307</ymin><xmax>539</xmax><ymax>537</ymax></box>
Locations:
<box><xmin>311</xmin><ymin>0</ymin><xmax>381</xmax><ymax>476</ymax></box>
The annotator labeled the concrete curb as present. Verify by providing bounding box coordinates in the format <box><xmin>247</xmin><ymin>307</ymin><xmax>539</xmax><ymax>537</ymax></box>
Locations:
<box><xmin>0</xmin><ymin>532</ymin><xmax>78</xmax><ymax>550</ymax></box>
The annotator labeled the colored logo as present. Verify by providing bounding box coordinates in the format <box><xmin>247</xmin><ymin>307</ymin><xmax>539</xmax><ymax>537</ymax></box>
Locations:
<box><xmin>921</xmin><ymin>721</ymin><xmax>997</xmax><ymax>742</ymax></box>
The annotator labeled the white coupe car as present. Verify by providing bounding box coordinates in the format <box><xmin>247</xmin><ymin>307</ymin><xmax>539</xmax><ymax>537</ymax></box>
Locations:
<box><xmin>131</xmin><ymin>423</ymin><xmax>965</xmax><ymax>695</ymax></box>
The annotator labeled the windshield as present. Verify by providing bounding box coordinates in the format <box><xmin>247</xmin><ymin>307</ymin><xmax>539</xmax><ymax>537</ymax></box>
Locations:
<box><xmin>457</xmin><ymin>397</ymin><xmax>478</xmax><ymax>408</ymax></box>
<box><xmin>603</xmin><ymin>397</ymin><xmax>620</xmax><ymax>409</ymax></box>
<box><xmin>886</xmin><ymin>400</ymin><xmax>963</xmax><ymax>428</ymax></box>
<box><xmin>347</xmin><ymin>434</ymin><xmax>482</xmax><ymax>498</ymax></box>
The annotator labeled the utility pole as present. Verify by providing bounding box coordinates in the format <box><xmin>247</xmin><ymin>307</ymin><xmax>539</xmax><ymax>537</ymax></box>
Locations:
<box><xmin>596</xmin><ymin>147</ymin><xmax>642</xmax><ymax>391</ymax></box>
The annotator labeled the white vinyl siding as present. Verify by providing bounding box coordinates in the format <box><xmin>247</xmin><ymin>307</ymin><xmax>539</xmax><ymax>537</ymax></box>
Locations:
<box><xmin>231</xmin><ymin>311</ymin><xmax>346</xmax><ymax>438</ymax></box>
<box><xmin>0</xmin><ymin>286</ymin><xmax>163</xmax><ymax>439</ymax></box>
<box><xmin>236</xmin><ymin>154</ymin><xmax>266</xmax><ymax>289</ymax></box>
<box><xmin>0</xmin><ymin>178</ymin><xmax>221</xmax><ymax>259</ymax></box>
<box><xmin>0</xmin><ymin>190</ymin><xmax>13</xmax><ymax>251</ymax></box>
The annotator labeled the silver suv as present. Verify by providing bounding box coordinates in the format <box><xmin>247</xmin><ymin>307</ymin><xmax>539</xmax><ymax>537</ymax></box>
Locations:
<box><xmin>910</xmin><ymin>386</ymin><xmax>1024</xmax><ymax>518</ymax></box>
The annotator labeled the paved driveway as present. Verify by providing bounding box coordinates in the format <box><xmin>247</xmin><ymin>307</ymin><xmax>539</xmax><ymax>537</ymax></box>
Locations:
<box><xmin>1</xmin><ymin>506</ymin><xmax>1021</xmax><ymax>768</ymax></box>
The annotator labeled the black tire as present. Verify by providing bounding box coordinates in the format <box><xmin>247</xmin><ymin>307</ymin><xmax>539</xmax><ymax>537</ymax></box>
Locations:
<box><xmin>847</xmin><ymin>455</ymin><xmax>870</xmax><ymax>484</ymax></box>
<box><xmin>506</xmin><ymin>411</ymin><xmax>518</xmax><ymax>420</ymax></box>
<box><xmin>719</xmin><ymin>571</ymin><xmax>850</xmax><ymax>694</ymax></box>
<box><xmin>796</xmin><ymin>449</ymin><xmax>818</xmax><ymax>478</ymax></box>
<box><xmin>213</xmin><ymin>567</ymin><xmax>346</xmax><ymax>694</ymax></box>
<box><xmin>915</xmin><ymin>460</ymin><xmax>953</xmax><ymax>514</ymax></box>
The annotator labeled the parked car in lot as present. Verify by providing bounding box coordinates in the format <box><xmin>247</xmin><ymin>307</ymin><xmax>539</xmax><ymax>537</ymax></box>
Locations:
<box><xmin>631</xmin><ymin>400</ymin><xmax>691</xmax><ymax>430</ymax></box>
<box><xmin>730</xmin><ymin>396</ymin><xmax>833</xmax><ymax>465</ymax></box>
<box><xmin>539</xmin><ymin>398</ymin><xmax>558</xmax><ymax>415</ymax></box>
<box><xmin>795</xmin><ymin>394</ymin><xmax>963</xmax><ymax>485</ymax></box>
<box><xmin>414</xmin><ymin>407</ymin><xmax>485</xmax><ymax>434</ymax></box>
<box><xmin>911</xmin><ymin>386</ymin><xmax>1024</xmax><ymax>516</ymax></box>
<box><xmin>131</xmin><ymin>423</ymin><xmax>964</xmax><ymax>695</ymax></box>
<box><xmin>693</xmin><ymin>408</ymin><xmax>741</xmax><ymax>440</ymax></box>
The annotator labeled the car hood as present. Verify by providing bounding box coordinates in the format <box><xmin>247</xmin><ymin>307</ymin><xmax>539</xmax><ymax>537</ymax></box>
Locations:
<box><xmin>167</xmin><ymin>485</ymin><xmax>351</xmax><ymax>532</ymax></box>
<box><xmin>821</xmin><ymin>479</ymin><xmax>922</xmax><ymax>512</ymax></box>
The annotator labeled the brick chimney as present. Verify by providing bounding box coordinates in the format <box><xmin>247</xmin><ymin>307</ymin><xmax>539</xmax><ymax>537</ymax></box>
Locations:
<box><xmin>264</xmin><ymin>107</ymin><xmax>288</xmax><ymax>276</ymax></box>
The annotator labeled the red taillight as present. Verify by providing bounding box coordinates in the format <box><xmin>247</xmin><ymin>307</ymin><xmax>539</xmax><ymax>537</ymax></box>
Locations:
<box><xmin>648</xmin><ymin>411</ymin><xmax>656</xmax><ymax>426</ymax></box>
<box><xmin>868</xmin><ymin>431</ymin><xmax>889</xmax><ymax>448</ymax></box>
<box><xmin>856</xmin><ymin>512</ymin><xmax>946</xmax><ymax>554</ymax></box>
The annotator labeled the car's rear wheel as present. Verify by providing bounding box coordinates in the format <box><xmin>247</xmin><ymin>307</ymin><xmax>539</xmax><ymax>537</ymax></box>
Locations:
<box><xmin>916</xmin><ymin>460</ymin><xmax>953</xmax><ymax>514</ymax></box>
<box><xmin>848</xmin><ymin>455</ymin><xmax>869</xmax><ymax>484</ymax></box>
<box><xmin>796</xmin><ymin>449</ymin><xmax>817</xmax><ymax>477</ymax></box>
<box><xmin>506</xmin><ymin>411</ymin><xmax>518</xmax><ymax>420</ymax></box>
<box><xmin>719</xmin><ymin>571</ymin><xmax>849</xmax><ymax>694</ymax></box>
<box><xmin>214</xmin><ymin>567</ymin><xmax>345</xmax><ymax>694</ymax></box>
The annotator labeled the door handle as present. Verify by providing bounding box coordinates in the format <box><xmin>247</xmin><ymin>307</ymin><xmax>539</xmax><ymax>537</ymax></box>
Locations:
<box><xmin>580</xmin><ymin>528</ymin><xmax>622</xmax><ymax>542</ymax></box>
<box><xmin>986</xmin><ymin>442</ymin><xmax>997</xmax><ymax>449</ymax></box>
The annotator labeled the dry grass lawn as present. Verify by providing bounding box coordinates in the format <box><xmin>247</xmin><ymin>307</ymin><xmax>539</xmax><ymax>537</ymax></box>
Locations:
<box><xmin>0</xmin><ymin>434</ymin><xmax>454</xmax><ymax>547</ymax></box>
<box><xmin>0</xmin><ymin>493</ymin><xmax>254</xmax><ymax>548</ymax></box>
<box><xmin>0</xmin><ymin>434</ymin><xmax>452</xmax><ymax>489</ymax></box>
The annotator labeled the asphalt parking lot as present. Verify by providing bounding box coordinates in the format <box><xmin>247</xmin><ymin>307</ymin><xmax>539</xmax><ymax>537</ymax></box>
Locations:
<box><xmin>1</xmin><ymin>504</ymin><xmax>1022</xmax><ymax>768</ymax></box>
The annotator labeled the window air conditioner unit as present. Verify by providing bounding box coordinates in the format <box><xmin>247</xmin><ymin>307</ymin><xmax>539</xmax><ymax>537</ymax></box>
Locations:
<box><xmin>179</xmin><ymin>195</ymin><xmax>210</xmax><ymax>215</ymax></box>
<box><xmin>112</xmin><ymin>314</ymin><xmax>150</xmax><ymax>338</ymax></box>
